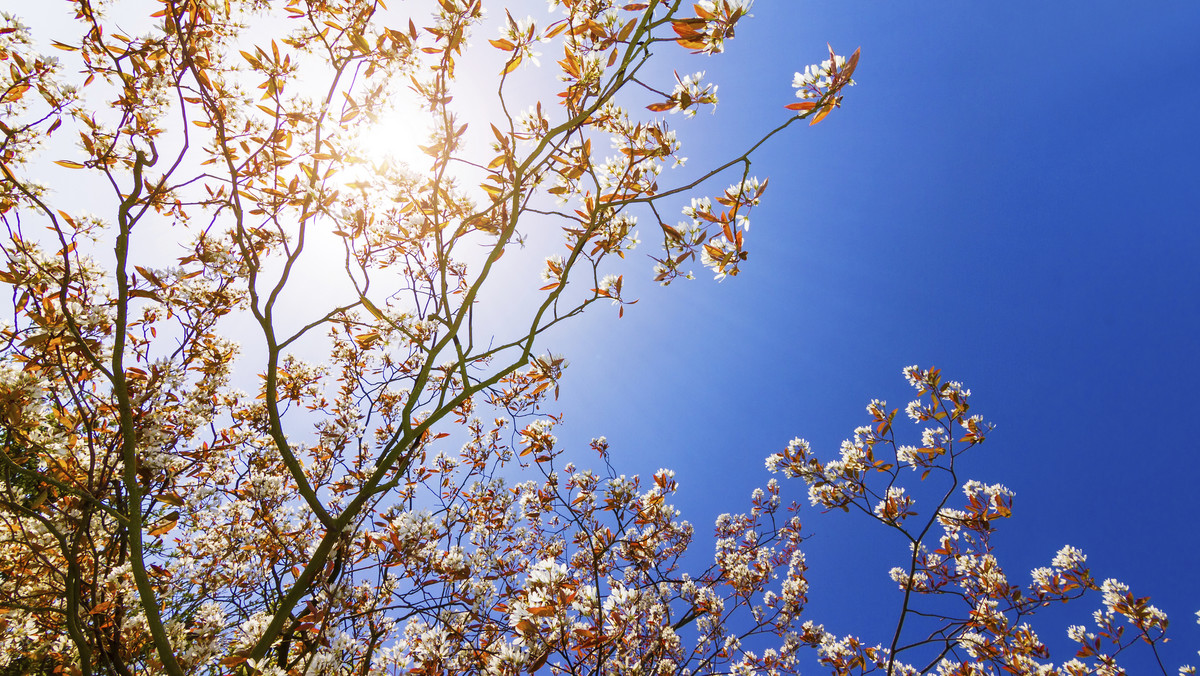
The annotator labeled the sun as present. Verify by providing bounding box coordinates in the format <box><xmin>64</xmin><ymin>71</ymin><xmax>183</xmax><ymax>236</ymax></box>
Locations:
<box><xmin>339</xmin><ymin>95</ymin><xmax>436</xmax><ymax>184</ymax></box>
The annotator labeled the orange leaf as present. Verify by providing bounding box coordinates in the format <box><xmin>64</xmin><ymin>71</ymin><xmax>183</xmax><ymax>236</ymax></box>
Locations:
<box><xmin>155</xmin><ymin>493</ymin><xmax>185</xmax><ymax>507</ymax></box>
<box><xmin>843</xmin><ymin>47</ymin><xmax>862</xmax><ymax>78</ymax></box>
<box><xmin>350</xmin><ymin>33</ymin><xmax>372</xmax><ymax>54</ymax></box>
<box><xmin>617</xmin><ymin>18</ymin><xmax>637</xmax><ymax>42</ymax></box>
<box><xmin>148</xmin><ymin>512</ymin><xmax>178</xmax><ymax>536</ymax></box>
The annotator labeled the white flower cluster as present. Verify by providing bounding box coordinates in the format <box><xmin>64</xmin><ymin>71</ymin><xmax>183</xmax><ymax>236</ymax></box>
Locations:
<box><xmin>0</xmin><ymin>360</ymin><xmax>48</xmax><ymax>437</ymax></box>
<box><xmin>681</xmin><ymin>196</ymin><xmax>712</xmax><ymax>227</ymax></box>
<box><xmin>699</xmin><ymin>236</ymin><xmax>737</xmax><ymax>281</ymax></box>
<box><xmin>1066</xmin><ymin>623</ymin><xmax>1092</xmax><ymax>644</ymax></box>
<box><xmin>962</xmin><ymin>479</ymin><xmax>1013</xmax><ymax>503</ymax></box>
<box><xmin>602</xmin><ymin>580</ymin><xmax>643</xmax><ymax>622</ymax></box>
<box><xmin>693</xmin><ymin>0</ymin><xmax>754</xmax><ymax>54</ymax></box>
<box><xmin>725</xmin><ymin>177</ymin><xmax>763</xmax><ymax>205</ymax></box>
<box><xmin>1051</xmin><ymin>544</ymin><xmax>1087</xmax><ymax>570</ymax></box>
<box><xmin>905</xmin><ymin>398</ymin><xmax>927</xmax><ymax>422</ymax></box>
<box><xmin>792</xmin><ymin>54</ymin><xmax>849</xmax><ymax>99</ymax></box>
<box><xmin>668</xmin><ymin>71</ymin><xmax>718</xmax><ymax>117</ymax></box>
<box><xmin>517</xmin><ymin>103</ymin><xmax>550</xmax><ymax>140</ymax></box>
<box><xmin>598</xmin><ymin>274</ymin><xmax>621</xmax><ymax>298</ymax></box>
<box><xmin>485</xmin><ymin>640</ymin><xmax>527</xmax><ymax>674</ymax></box>
<box><xmin>523</xmin><ymin>417</ymin><xmax>557</xmax><ymax>450</ymax></box>
<box><xmin>602</xmin><ymin>121</ymin><xmax>677</xmax><ymax>189</ymax></box>
<box><xmin>233</xmin><ymin>611</ymin><xmax>273</xmax><ymax>650</ymax></box>
<box><xmin>955</xmin><ymin>553</ymin><xmax>1009</xmax><ymax>596</ymax></box>
<box><xmin>902</xmin><ymin>364</ymin><xmax>924</xmax><ymax>389</ymax></box>
<box><xmin>178</xmin><ymin>601</ymin><xmax>226</xmax><ymax>666</ymax></box>
<box><xmin>714</xmin><ymin>533</ymin><xmax>774</xmax><ymax>590</ymax></box>
<box><xmin>723</xmin><ymin>176</ymin><xmax>763</xmax><ymax>230</ymax></box>
<box><xmin>583</xmin><ymin>210</ymin><xmax>640</xmax><ymax>256</ymax></box>
<box><xmin>873</xmin><ymin>486</ymin><xmax>915</xmax><ymax>523</ymax></box>
<box><xmin>498</xmin><ymin>15</ymin><xmax>542</xmax><ymax>67</ymax></box>
<box><xmin>527</xmin><ymin>557</ymin><xmax>568</xmax><ymax>588</ymax></box>
<box><xmin>921</xmin><ymin>426</ymin><xmax>948</xmax><ymax>449</ymax></box>
<box><xmin>889</xmin><ymin>566</ymin><xmax>931</xmax><ymax>591</ymax></box>
<box><xmin>540</xmin><ymin>254</ymin><xmax>565</xmax><ymax>283</ymax></box>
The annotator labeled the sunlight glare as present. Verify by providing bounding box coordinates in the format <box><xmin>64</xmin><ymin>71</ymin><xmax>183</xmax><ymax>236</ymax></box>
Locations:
<box><xmin>341</xmin><ymin>96</ymin><xmax>434</xmax><ymax>185</ymax></box>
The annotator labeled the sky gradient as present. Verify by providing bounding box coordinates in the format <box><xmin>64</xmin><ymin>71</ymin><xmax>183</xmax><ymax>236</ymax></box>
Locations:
<box><xmin>539</xmin><ymin>0</ymin><xmax>1200</xmax><ymax>667</ymax></box>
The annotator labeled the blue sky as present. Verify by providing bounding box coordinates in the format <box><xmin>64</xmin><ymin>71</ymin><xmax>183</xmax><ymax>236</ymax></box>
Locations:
<box><xmin>540</xmin><ymin>0</ymin><xmax>1200</xmax><ymax>666</ymax></box>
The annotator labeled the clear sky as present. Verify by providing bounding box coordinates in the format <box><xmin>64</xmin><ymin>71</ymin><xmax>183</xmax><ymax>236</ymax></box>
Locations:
<box><xmin>538</xmin><ymin>0</ymin><xmax>1200</xmax><ymax>667</ymax></box>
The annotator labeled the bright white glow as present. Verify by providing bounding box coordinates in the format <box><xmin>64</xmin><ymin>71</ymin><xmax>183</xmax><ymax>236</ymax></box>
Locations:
<box><xmin>341</xmin><ymin>97</ymin><xmax>434</xmax><ymax>183</ymax></box>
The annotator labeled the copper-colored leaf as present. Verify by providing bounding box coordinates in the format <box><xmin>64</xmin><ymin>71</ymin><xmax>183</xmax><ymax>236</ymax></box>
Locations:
<box><xmin>148</xmin><ymin>512</ymin><xmax>179</xmax><ymax>536</ymax></box>
<box><xmin>155</xmin><ymin>493</ymin><xmax>185</xmax><ymax>507</ymax></box>
<box><xmin>844</xmin><ymin>47</ymin><xmax>862</xmax><ymax>78</ymax></box>
<box><xmin>350</xmin><ymin>32</ymin><xmax>372</xmax><ymax>54</ymax></box>
<box><xmin>617</xmin><ymin>17</ymin><xmax>637</xmax><ymax>42</ymax></box>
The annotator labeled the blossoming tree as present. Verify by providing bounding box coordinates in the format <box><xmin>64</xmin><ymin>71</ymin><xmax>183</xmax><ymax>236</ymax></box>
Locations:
<box><xmin>0</xmin><ymin>0</ymin><xmax>1191</xmax><ymax>674</ymax></box>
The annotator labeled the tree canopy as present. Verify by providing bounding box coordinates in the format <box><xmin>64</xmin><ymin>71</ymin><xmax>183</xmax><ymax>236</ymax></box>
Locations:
<box><xmin>0</xmin><ymin>1</ymin><xmax>1192</xmax><ymax>675</ymax></box>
